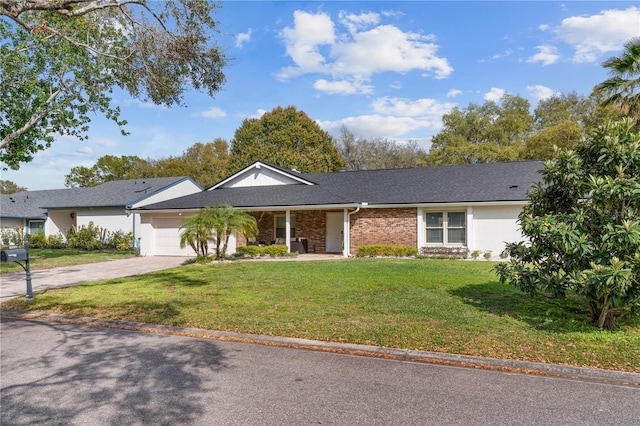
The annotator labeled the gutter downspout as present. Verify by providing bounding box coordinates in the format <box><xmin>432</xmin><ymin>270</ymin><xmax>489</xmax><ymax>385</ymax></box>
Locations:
<box><xmin>344</xmin><ymin>206</ymin><xmax>361</xmax><ymax>257</ymax></box>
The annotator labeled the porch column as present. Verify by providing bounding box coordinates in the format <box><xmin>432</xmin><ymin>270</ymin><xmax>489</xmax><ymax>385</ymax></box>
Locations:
<box><xmin>466</xmin><ymin>207</ymin><xmax>474</xmax><ymax>255</ymax></box>
<box><xmin>416</xmin><ymin>208</ymin><xmax>424</xmax><ymax>252</ymax></box>
<box><xmin>285</xmin><ymin>210</ymin><xmax>291</xmax><ymax>253</ymax></box>
<box><xmin>342</xmin><ymin>208</ymin><xmax>349</xmax><ymax>257</ymax></box>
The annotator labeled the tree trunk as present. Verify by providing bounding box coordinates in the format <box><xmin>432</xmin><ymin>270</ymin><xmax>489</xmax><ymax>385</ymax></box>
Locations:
<box><xmin>589</xmin><ymin>300</ymin><xmax>616</xmax><ymax>331</ymax></box>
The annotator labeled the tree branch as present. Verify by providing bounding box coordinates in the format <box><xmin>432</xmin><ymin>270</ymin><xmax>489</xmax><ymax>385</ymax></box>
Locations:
<box><xmin>0</xmin><ymin>88</ymin><xmax>62</xmax><ymax>149</ymax></box>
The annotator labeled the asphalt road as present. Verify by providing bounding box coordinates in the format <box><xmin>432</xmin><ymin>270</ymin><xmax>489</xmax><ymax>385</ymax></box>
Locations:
<box><xmin>1</xmin><ymin>316</ymin><xmax>639</xmax><ymax>425</ymax></box>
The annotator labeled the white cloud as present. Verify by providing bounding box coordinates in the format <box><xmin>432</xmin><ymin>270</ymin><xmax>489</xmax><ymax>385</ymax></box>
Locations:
<box><xmin>484</xmin><ymin>88</ymin><xmax>506</xmax><ymax>102</ymax></box>
<box><xmin>313</xmin><ymin>79</ymin><xmax>374</xmax><ymax>95</ymax></box>
<box><xmin>317</xmin><ymin>96</ymin><xmax>456</xmax><ymax>140</ymax></box>
<box><xmin>527</xmin><ymin>85</ymin><xmax>557</xmax><ymax>102</ymax></box>
<box><xmin>278</xmin><ymin>11</ymin><xmax>335</xmax><ymax>78</ymax></box>
<box><xmin>371</xmin><ymin>97</ymin><xmax>456</xmax><ymax>118</ymax></box>
<box><xmin>278</xmin><ymin>10</ymin><xmax>452</xmax><ymax>89</ymax></box>
<box><xmin>236</xmin><ymin>28</ymin><xmax>252</xmax><ymax>48</ymax></box>
<box><xmin>555</xmin><ymin>6</ymin><xmax>640</xmax><ymax>63</ymax></box>
<box><xmin>446</xmin><ymin>89</ymin><xmax>462</xmax><ymax>98</ymax></box>
<box><xmin>200</xmin><ymin>107</ymin><xmax>227</xmax><ymax>118</ymax></box>
<box><xmin>480</xmin><ymin>49</ymin><xmax>513</xmax><ymax>62</ymax></box>
<box><xmin>527</xmin><ymin>45</ymin><xmax>559</xmax><ymax>66</ymax></box>
<box><xmin>250</xmin><ymin>109</ymin><xmax>268</xmax><ymax>119</ymax></box>
<box><xmin>318</xmin><ymin>115</ymin><xmax>434</xmax><ymax>139</ymax></box>
<box><xmin>338</xmin><ymin>11</ymin><xmax>380</xmax><ymax>34</ymax></box>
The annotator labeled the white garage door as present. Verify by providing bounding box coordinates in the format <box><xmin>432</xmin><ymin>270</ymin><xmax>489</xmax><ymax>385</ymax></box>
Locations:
<box><xmin>153</xmin><ymin>217</ymin><xmax>194</xmax><ymax>257</ymax></box>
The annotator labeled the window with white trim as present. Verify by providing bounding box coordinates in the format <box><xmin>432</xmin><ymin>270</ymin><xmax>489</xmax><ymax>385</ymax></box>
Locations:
<box><xmin>27</xmin><ymin>220</ymin><xmax>45</xmax><ymax>235</ymax></box>
<box><xmin>425</xmin><ymin>211</ymin><xmax>466</xmax><ymax>245</ymax></box>
<box><xmin>275</xmin><ymin>215</ymin><xmax>295</xmax><ymax>239</ymax></box>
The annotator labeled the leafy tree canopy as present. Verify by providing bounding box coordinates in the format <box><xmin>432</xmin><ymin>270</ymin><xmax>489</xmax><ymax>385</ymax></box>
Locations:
<box><xmin>0</xmin><ymin>179</ymin><xmax>26</xmax><ymax>193</ymax></box>
<box><xmin>335</xmin><ymin>127</ymin><xmax>427</xmax><ymax>170</ymax></box>
<box><xmin>229</xmin><ymin>106</ymin><xmax>345</xmax><ymax>173</ymax></box>
<box><xmin>496</xmin><ymin>118</ymin><xmax>640</xmax><ymax>330</ymax></box>
<box><xmin>65</xmin><ymin>155</ymin><xmax>150</xmax><ymax>187</ymax></box>
<box><xmin>154</xmin><ymin>139</ymin><xmax>230</xmax><ymax>188</ymax></box>
<box><xmin>64</xmin><ymin>140</ymin><xmax>231</xmax><ymax>188</ymax></box>
<box><xmin>1</xmin><ymin>0</ymin><xmax>227</xmax><ymax>169</ymax></box>
<box><xmin>426</xmin><ymin>94</ymin><xmax>533</xmax><ymax>165</ymax></box>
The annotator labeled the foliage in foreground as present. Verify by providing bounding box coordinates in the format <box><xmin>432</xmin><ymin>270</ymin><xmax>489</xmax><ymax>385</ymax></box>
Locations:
<box><xmin>1</xmin><ymin>0</ymin><xmax>226</xmax><ymax>169</ymax></box>
<box><xmin>496</xmin><ymin>119</ymin><xmax>640</xmax><ymax>330</ymax></box>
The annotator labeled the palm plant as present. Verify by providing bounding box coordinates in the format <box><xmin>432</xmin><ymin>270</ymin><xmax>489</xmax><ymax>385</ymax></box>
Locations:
<box><xmin>205</xmin><ymin>204</ymin><xmax>258</xmax><ymax>260</ymax></box>
<box><xmin>179</xmin><ymin>212</ymin><xmax>213</xmax><ymax>257</ymax></box>
<box><xmin>593</xmin><ymin>37</ymin><xmax>640</xmax><ymax>123</ymax></box>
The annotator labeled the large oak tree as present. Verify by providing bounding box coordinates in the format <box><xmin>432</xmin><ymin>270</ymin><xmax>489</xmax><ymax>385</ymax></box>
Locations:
<box><xmin>229</xmin><ymin>106</ymin><xmax>345</xmax><ymax>173</ymax></box>
<box><xmin>1</xmin><ymin>0</ymin><xmax>227</xmax><ymax>169</ymax></box>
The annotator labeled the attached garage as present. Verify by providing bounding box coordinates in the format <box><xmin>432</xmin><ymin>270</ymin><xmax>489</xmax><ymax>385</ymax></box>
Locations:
<box><xmin>137</xmin><ymin>215</ymin><xmax>237</xmax><ymax>257</ymax></box>
<box><xmin>152</xmin><ymin>217</ymin><xmax>194</xmax><ymax>256</ymax></box>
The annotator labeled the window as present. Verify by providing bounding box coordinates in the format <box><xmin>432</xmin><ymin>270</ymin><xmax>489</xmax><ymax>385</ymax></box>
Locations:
<box><xmin>275</xmin><ymin>215</ymin><xmax>295</xmax><ymax>239</ymax></box>
<box><xmin>425</xmin><ymin>211</ymin><xmax>465</xmax><ymax>245</ymax></box>
<box><xmin>27</xmin><ymin>220</ymin><xmax>44</xmax><ymax>235</ymax></box>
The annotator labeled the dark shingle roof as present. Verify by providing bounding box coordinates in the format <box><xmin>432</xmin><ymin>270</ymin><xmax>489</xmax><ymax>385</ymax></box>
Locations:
<box><xmin>1</xmin><ymin>190</ymin><xmax>70</xmax><ymax>219</ymax></box>
<box><xmin>1</xmin><ymin>177</ymin><xmax>193</xmax><ymax>219</ymax></box>
<box><xmin>136</xmin><ymin>161</ymin><xmax>543</xmax><ymax>211</ymax></box>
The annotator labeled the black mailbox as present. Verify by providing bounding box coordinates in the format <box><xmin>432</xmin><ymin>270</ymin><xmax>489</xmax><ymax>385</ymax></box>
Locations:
<box><xmin>1</xmin><ymin>248</ymin><xmax>28</xmax><ymax>262</ymax></box>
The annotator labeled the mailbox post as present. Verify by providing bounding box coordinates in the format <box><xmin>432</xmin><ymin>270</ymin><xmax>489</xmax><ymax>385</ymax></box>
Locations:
<box><xmin>0</xmin><ymin>239</ymin><xmax>34</xmax><ymax>300</ymax></box>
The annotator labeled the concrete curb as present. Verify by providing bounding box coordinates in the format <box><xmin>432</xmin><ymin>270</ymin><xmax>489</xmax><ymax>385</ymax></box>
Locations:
<box><xmin>2</xmin><ymin>309</ymin><xmax>639</xmax><ymax>387</ymax></box>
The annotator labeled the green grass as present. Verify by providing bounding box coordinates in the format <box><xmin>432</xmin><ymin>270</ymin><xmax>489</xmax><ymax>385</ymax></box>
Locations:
<box><xmin>0</xmin><ymin>249</ymin><xmax>136</xmax><ymax>274</ymax></box>
<box><xmin>2</xmin><ymin>258</ymin><xmax>638</xmax><ymax>372</ymax></box>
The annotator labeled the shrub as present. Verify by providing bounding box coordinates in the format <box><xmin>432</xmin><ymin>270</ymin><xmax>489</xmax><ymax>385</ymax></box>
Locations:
<box><xmin>357</xmin><ymin>245</ymin><xmax>418</xmax><ymax>258</ymax></box>
<box><xmin>235</xmin><ymin>245</ymin><xmax>290</xmax><ymax>258</ymax></box>
<box><xmin>262</xmin><ymin>245</ymin><xmax>288</xmax><ymax>257</ymax></box>
<box><xmin>26</xmin><ymin>231</ymin><xmax>47</xmax><ymax>248</ymax></box>
<box><xmin>46</xmin><ymin>233</ymin><xmax>66</xmax><ymax>249</ymax></box>
<box><xmin>1</xmin><ymin>227</ymin><xmax>23</xmax><ymax>247</ymax></box>
<box><xmin>66</xmin><ymin>222</ymin><xmax>105</xmax><ymax>251</ymax></box>
<box><xmin>109</xmin><ymin>231</ymin><xmax>134</xmax><ymax>251</ymax></box>
<box><xmin>236</xmin><ymin>245</ymin><xmax>263</xmax><ymax>257</ymax></box>
<box><xmin>483</xmin><ymin>250</ymin><xmax>492</xmax><ymax>260</ymax></box>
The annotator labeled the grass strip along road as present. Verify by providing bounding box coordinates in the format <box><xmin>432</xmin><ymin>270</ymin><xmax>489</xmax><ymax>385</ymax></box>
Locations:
<box><xmin>2</xmin><ymin>258</ymin><xmax>638</xmax><ymax>372</ymax></box>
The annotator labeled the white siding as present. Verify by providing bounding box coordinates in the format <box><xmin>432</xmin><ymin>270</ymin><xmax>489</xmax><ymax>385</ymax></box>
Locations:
<box><xmin>470</xmin><ymin>205</ymin><xmax>524</xmax><ymax>258</ymax></box>
<box><xmin>130</xmin><ymin>180</ymin><xmax>201</xmax><ymax>208</ymax></box>
<box><xmin>76</xmin><ymin>208</ymin><xmax>132</xmax><ymax>235</ymax></box>
<box><xmin>0</xmin><ymin>218</ymin><xmax>24</xmax><ymax>230</ymax></box>
<box><xmin>220</xmin><ymin>167</ymin><xmax>301</xmax><ymax>188</ymax></box>
<box><xmin>47</xmin><ymin>210</ymin><xmax>75</xmax><ymax>236</ymax></box>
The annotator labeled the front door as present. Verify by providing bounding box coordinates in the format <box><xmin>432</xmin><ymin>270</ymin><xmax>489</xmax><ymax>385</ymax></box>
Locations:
<box><xmin>325</xmin><ymin>212</ymin><xmax>343</xmax><ymax>253</ymax></box>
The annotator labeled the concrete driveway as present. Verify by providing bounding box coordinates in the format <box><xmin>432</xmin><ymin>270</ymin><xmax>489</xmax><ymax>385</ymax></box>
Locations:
<box><xmin>0</xmin><ymin>256</ymin><xmax>186</xmax><ymax>300</ymax></box>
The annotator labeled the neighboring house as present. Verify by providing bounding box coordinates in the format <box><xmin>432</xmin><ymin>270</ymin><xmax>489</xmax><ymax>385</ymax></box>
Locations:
<box><xmin>133</xmin><ymin>160</ymin><xmax>543</xmax><ymax>258</ymax></box>
<box><xmin>0</xmin><ymin>177</ymin><xmax>202</xmax><ymax>244</ymax></box>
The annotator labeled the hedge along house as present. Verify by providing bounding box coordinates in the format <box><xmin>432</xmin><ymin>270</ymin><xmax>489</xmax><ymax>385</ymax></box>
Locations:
<box><xmin>133</xmin><ymin>160</ymin><xmax>543</xmax><ymax>258</ymax></box>
<box><xmin>0</xmin><ymin>177</ymin><xmax>202</xmax><ymax>244</ymax></box>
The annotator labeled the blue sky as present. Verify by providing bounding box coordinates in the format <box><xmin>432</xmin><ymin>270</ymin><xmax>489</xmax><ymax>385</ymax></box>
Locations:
<box><xmin>3</xmin><ymin>1</ymin><xmax>639</xmax><ymax>190</ymax></box>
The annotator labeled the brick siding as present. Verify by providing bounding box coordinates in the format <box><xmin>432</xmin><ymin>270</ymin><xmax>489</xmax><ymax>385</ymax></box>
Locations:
<box><xmin>349</xmin><ymin>208</ymin><xmax>417</xmax><ymax>254</ymax></box>
<box><xmin>238</xmin><ymin>207</ymin><xmax>418</xmax><ymax>255</ymax></box>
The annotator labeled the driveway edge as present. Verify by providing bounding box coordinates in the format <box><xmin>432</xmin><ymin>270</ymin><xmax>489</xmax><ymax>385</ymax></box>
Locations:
<box><xmin>2</xmin><ymin>309</ymin><xmax>639</xmax><ymax>387</ymax></box>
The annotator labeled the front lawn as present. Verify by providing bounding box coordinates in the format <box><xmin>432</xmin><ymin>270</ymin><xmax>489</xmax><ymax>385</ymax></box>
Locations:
<box><xmin>3</xmin><ymin>259</ymin><xmax>638</xmax><ymax>372</ymax></box>
<box><xmin>0</xmin><ymin>249</ymin><xmax>136</xmax><ymax>274</ymax></box>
